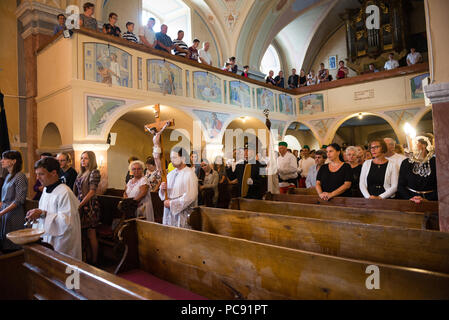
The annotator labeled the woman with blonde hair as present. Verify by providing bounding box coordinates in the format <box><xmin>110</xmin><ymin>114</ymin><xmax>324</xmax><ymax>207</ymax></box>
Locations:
<box><xmin>124</xmin><ymin>160</ymin><xmax>154</xmax><ymax>221</ymax></box>
<box><xmin>346</xmin><ymin>146</ymin><xmax>363</xmax><ymax>197</ymax></box>
<box><xmin>73</xmin><ymin>151</ymin><xmax>101</xmax><ymax>265</ymax></box>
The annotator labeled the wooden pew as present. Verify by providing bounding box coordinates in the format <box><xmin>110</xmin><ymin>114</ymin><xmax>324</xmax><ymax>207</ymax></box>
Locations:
<box><xmin>264</xmin><ymin>193</ymin><xmax>439</xmax><ymax>230</ymax></box>
<box><xmin>121</xmin><ymin>219</ymin><xmax>449</xmax><ymax>299</ymax></box>
<box><xmin>0</xmin><ymin>250</ymin><xmax>29</xmax><ymax>300</ymax></box>
<box><xmin>265</xmin><ymin>192</ymin><xmax>439</xmax><ymax>213</ymax></box>
<box><xmin>231</xmin><ymin>198</ymin><xmax>436</xmax><ymax>230</ymax></box>
<box><xmin>189</xmin><ymin>207</ymin><xmax>449</xmax><ymax>274</ymax></box>
<box><xmin>288</xmin><ymin>188</ymin><xmax>318</xmax><ymax>195</ymax></box>
<box><xmin>21</xmin><ymin>244</ymin><xmax>171</xmax><ymax>300</ymax></box>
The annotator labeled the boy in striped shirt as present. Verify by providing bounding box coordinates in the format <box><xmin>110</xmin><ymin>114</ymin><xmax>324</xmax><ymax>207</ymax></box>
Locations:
<box><xmin>123</xmin><ymin>22</ymin><xmax>138</xmax><ymax>43</ymax></box>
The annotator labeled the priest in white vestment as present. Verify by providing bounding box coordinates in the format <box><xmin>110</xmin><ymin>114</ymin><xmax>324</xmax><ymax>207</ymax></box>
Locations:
<box><xmin>159</xmin><ymin>147</ymin><xmax>198</xmax><ymax>229</ymax></box>
<box><xmin>26</xmin><ymin>157</ymin><xmax>82</xmax><ymax>260</ymax></box>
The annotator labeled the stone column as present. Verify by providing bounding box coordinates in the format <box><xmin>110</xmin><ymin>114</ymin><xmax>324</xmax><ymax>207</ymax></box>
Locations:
<box><xmin>424</xmin><ymin>83</ymin><xmax>449</xmax><ymax>232</ymax></box>
<box><xmin>16</xmin><ymin>1</ymin><xmax>62</xmax><ymax>196</ymax></box>
<box><xmin>423</xmin><ymin>0</ymin><xmax>449</xmax><ymax>232</ymax></box>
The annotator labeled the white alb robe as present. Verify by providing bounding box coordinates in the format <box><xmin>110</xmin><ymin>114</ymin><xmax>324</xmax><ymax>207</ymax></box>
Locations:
<box><xmin>33</xmin><ymin>184</ymin><xmax>82</xmax><ymax>260</ymax></box>
<box><xmin>159</xmin><ymin>166</ymin><xmax>198</xmax><ymax>228</ymax></box>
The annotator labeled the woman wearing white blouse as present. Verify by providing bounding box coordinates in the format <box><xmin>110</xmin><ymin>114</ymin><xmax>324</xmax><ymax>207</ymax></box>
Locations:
<box><xmin>124</xmin><ymin>160</ymin><xmax>154</xmax><ymax>221</ymax></box>
<box><xmin>359</xmin><ymin>139</ymin><xmax>398</xmax><ymax>199</ymax></box>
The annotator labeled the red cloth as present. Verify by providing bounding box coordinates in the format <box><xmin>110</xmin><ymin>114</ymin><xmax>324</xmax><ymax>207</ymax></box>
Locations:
<box><xmin>298</xmin><ymin>177</ymin><xmax>306</xmax><ymax>188</ymax></box>
<box><xmin>119</xmin><ymin>269</ymin><xmax>208</xmax><ymax>300</ymax></box>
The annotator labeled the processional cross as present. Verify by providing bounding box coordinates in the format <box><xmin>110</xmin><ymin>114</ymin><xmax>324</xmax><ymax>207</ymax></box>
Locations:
<box><xmin>144</xmin><ymin>104</ymin><xmax>175</xmax><ymax>199</ymax></box>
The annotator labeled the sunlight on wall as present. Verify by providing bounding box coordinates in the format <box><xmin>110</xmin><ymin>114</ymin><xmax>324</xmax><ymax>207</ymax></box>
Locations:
<box><xmin>260</xmin><ymin>44</ymin><xmax>281</xmax><ymax>77</ymax></box>
<box><xmin>142</xmin><ymin>0</ymin><xmax>192</xmax><ymax>44</ymax></box>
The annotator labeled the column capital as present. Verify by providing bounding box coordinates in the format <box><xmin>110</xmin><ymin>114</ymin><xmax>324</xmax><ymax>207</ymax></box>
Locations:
<box><xmin>16</xmin><ymin>1</ymin><xmax>63</xmax><ymax>39</ymax></box>
<box><xmin>72</xmin><ymin>143</ymin><xmax>111</xmax><ymax>152</ymax></box>
<box><xmin>424</xmin><ymin>82</ymin><xmax>449</xmax><ymax>104</ymax></box>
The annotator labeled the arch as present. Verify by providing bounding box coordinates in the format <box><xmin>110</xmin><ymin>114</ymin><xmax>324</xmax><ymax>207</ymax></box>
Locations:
<box><xmin>285</xmin><ymin>121</ymin><xmax>321</xmax><ymax>151</ymax></box>
<box><xmin>284</xmin><ymin>120</ymin><xmax>321</xmax><ymax>145</ymax></box>
<box><xmin>100</xmin><ymin>100</ymin><xmax>203</xmax><ymax>142</ymax></box>
<box><xmin>328</xmin><ymin>113</ymin><xmax>401</xmax><ymax>146</ymax></box>
<box><xmin>217</xmin><ymin>114</ymin><xmax>267</xmax><ymax>143</ymax></box>
<box><xmin>415</xmin><ymin>107</ymin><xmax>434</xmax><ymax>135</ymax></box>
<box><xmin>221</xmin><ymin>116</ymin><xmax>270</xmax><ymax>156</ymax></box>
<box><xmin>413</xmin><ymin>106</ymin><xmax>433</xmax><ymax>127</ymax></box>
<box><xmin>40</xmin><ymin>122</ymin><xmax>62</xmax><ymax>149</ymax></box>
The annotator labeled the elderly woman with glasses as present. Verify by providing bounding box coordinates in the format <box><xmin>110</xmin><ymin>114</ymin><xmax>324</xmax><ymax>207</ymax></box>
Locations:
<box><xmin>359</xmin><ymin>139</ymin><xmax>398</xmax><ymax>199</ymax></box>
<box><xmin>124</xmin><ymin>160</ymin><xmax>154</xmax><ymax>221</ymax></box>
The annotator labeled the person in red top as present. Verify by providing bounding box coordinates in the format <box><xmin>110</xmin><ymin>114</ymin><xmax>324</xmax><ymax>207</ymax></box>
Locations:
<box><xmin>241</xmin><ymin>65</ymin><xmax>249</xmax><ymax>78</ymax></box>
<box><xmin>337</xmin><ymin>60</ymin><xmax>349</xmax><ymax>80</ymax></box>
<box><xmin>188</xmin><ymin>39</ymin><xmax>200</xmax><ymax>62</ymax></box>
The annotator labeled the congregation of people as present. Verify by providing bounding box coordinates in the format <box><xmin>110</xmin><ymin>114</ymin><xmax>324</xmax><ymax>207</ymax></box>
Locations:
<box><xmin>52</xmin><ymin>3</ymin><xmax>424</xmax><ymax>90</ymax></box>
<box><xmin>265</xmin><ymin>47</ymin><xmax>423</xmax><ymax>89</ymax></box>
<box><xmin>0</xmin><ymin>132</ymin><xmax>438</xmax><ymax>263</ymax></box>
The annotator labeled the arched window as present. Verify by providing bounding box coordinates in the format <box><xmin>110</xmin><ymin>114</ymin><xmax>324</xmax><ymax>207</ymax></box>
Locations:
<box><xmin>260</xmin><ymin>44</ymin><xmax>281</xmax><ymax>76</ymax></box>
<box><xmin>142</xmin><ymin>0</ymin><xmax>191</xmax><ymax>44</ymax></box>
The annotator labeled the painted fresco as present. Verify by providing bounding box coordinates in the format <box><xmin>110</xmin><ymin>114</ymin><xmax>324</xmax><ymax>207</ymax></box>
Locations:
<box><xmin>137</xmin><ymin>57</ymin><xmax>142</xmax><ymax>89</ymax></box>
<box><xmin>193</xmin><ymin>72</ymin><xmax>222</xmax><ymax>103</ymax></box>
<box><xmin>186</xmin><ymin>70</ymin><xmax>190</xmax><ymax>97</ymax></box>
<box><xmin>270</xmin><ymin>120</ymin><xmax>287</xmax><ymax>140</ymax></box>
<box><xmin>192</xmin><ymin>110</ymin><xmax>230</xmax><ymax>140</ymax></box>
<box><xmin>257</xmin><ymin>88</ymin><xmax>275</xmax><ymax>112</ymax></box>
<box><xmin>87</xmin><ymin>96</ymin><xmax>126</xmax><ymax>136</ymax></box>
<box><xmin>384</xmin><ymin>108</ymin><xmax>422</xmax><ymax>127</ymax></box>
<box><xmin>84</xmin><ymin>43</ymin><xmax>132</xmax><ymax>88</ymax></box>
<box><xmin>411</xmin><ymin>73</ymin><xmax>430</xmax><ymax>99</ymax></box>
<box><xmin>229</xmin><ymin>81</ymin><xmax>251</xmax><ymax>108</ymax></box>
<box><xmin>279</xmin><ymin>94</ymin><xmax>294</xmax><ymax>115</ymax></box>
<box><xmin>147</xmin><ymin>59</ymin><xmax>183</xmax><ymax>96</ymax></box>
<box><xmin>299</xmin><ymin>94</ymin><xmax>324</xmax><ymax>115</ymax></box>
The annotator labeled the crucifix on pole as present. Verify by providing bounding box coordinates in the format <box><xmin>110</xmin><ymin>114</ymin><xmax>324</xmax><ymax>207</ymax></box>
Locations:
<box><xmin>144</xmin><ymin>104</ymin><xmax>175</xmax><ymax>199</ymax></box>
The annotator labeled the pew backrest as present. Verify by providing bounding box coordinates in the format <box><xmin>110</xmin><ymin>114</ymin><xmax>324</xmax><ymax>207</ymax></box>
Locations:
<box><xmin>0</xmin><ymin>250</ymin><xmax>29</xmax><ymax>300</ymax></box>
<box><xmin>132</xmin><ymin>219</ymin><xmax>449</xmax><ymax>300</ymax></box>
<box><xmin>231</xmin><ymin>198</ymin><xmax>436</xmax><ymax>230</ymax></box>
<box><xmin>22</xmin><ymin>244</ymin><xmax>171</xmax><ymax>300</ymax></box>
<box><xmin>264</xmin><ymin>193</ymin><xmax>439</xmax><ymax>213</ymax></box>
<box><xmin>191</xmin><ymin>207</ymin><xmax>449</xmax><ymax>274</ymax></box>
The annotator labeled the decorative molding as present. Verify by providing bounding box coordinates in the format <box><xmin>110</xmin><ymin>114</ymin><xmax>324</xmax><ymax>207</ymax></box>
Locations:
<box><xmin>354</xmin><ymin>89</ymin><xmax>375</xmax><ymax>101</ymax></box>
<box><xmin>16</xmin><ymin>1</ymin><xmax>62</xmax><ymax>39</ymax></box>
<box><xmin>424</xmin><ymin>82</ymin><xmax>449</xmax><ymax>104</ymax></box>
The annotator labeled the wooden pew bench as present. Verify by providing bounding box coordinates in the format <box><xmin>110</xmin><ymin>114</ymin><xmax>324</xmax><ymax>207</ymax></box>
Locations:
<box><xmin>115</xmin><ymin>219</ymin><xmax>449</xmax><ymax>299</ymax></box>
<box><xmin>231</xmin><ymin>198</ymin><xmax>436</xmax><ymax>230</ymax></box>
<box><xmin>19</xmin><ymin>244</ymin><xmax>207</xmax><ymax>300</ymax></box>
<box><xmin>265</xmin><ymin>192</ymin><xmax>439</xmax><ymax>213</ymax></box>
<box><xmin>189</xmin><ymin>207</ymin><xmax>449</xmax><ymax>274</ymax></box>
<box><xmin>0</xmin><ymin>250</ymin><xmax>28</xmax><ymax>300</ymax></box>
<box><xmin>262</xmin><ymin>194</ymin><xmax>439</xmax><ymax>230</ymax></box>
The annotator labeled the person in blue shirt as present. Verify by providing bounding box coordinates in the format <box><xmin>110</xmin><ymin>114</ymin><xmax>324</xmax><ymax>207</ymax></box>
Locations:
<box><xmin>155</xmin><ymin>24</ymin><xmax>174</xmax><ymax>54</ymax></box>
<box><xmin>53</xmin><ymin>14</ymin><xmax>66</xmax><ymax>35</ymax></box>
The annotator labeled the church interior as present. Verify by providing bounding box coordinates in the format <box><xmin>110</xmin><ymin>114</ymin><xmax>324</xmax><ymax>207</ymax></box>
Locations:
<box><xmin>0</xmin><ymin>0</ymin><xmax>449</xmax><ymax>302</ymax></box>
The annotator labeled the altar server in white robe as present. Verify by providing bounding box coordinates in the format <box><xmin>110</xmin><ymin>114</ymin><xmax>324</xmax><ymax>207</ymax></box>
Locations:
<box><xmin>159</xmin><ymin>147</ymin><xmax>198</xmax><ymax>229</ymax></box>
<box><xmin>26</xmin><ymin>157</ymin><xmax>82</xmax><ymax>260</ymax></box>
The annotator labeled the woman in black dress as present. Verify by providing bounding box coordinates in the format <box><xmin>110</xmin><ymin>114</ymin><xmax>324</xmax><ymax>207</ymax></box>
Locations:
<box><xmin>398</xmin><ymin>136</ymin><xmax>437</xmax><ymax>203</ymax></box>
<box><xmin>316</xmin><ymin>143</ymin><xmax>352</xmax><ymax>201</ymax></box>
<box><xmin>359</xmin><ymin>139</ymin><xmax>398</xmax><ymax>199</ymax></box>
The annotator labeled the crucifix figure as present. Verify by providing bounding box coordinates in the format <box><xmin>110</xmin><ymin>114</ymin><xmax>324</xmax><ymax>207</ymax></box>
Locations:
<box><xmin>144</xmin><ymin>104</ymin><xmax>175</xmax><ymax>196</ymax></box>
